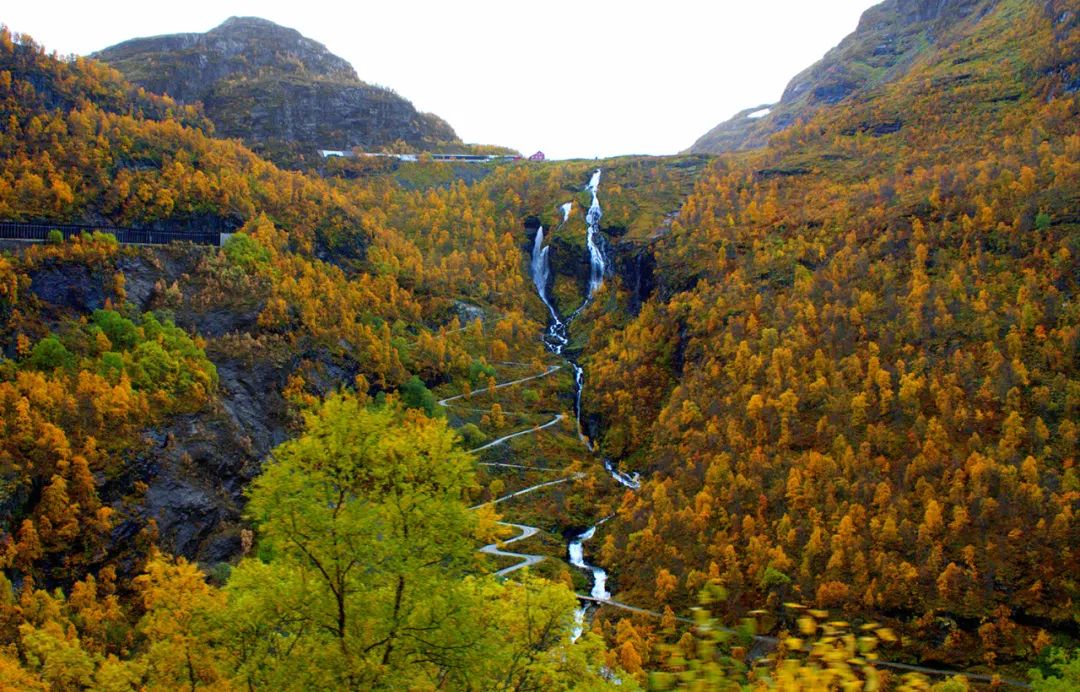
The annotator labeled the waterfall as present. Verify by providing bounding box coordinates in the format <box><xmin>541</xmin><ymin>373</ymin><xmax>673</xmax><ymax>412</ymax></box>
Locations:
<box><xmin>569</xmin><ymin>526</ymin><xmax>609</xmax><ymax>600</ymax></box>
<box><xmin>585</xmin><ymin>170</ymin><xmax>606</xmax><ymax>297</ymax></box>
<box><xmin>561</xmin><ymin>202</ymin><xmax>573</xmax><ymax>223</ymax></box>
<box><xmin>572</xmin><ymin>363</ymin><xmax>592</xmax><ymax>450</ymax></box>
<box><xmin>531</xmin><ymin>226</ymin><xmax>551</xmax><ymax>307</ymax></box>
<box><xmin>603</xmin><ymin>458</ymin><xmax>641</xmax><ymax>490</ymax></box>
<box><xmin>531</xmin><ymin>226</ymin><xmax>568</xmax><ymax>354</ymax></box>
<box><xmin>587</xmin><ymin>169</ymin><xmax>601</xmax><ymax>193</ymax></box>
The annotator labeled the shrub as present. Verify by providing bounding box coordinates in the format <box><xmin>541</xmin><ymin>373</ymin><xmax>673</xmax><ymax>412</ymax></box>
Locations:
<box><xmin>468</xmin><ymin>360</ymin><xmax>497</xmax><ymax>385</ymax></box>
<box><xmin>760</xmin><ymin>566</ymin><xmax>792</xmax><ymax>590</ymax></box>
<box><xmin>82</xmin><ymin>231</ymin><xmax>118</xmax><ymax>246</ymax></box>
<box><xmin>223</xmin><ymin>233</ymin><xmax>271</xmax><ymax>270</ymax></box>
<box><xmin>127</xmin><ymin>340</ymin><xmax>179</xmax><ymax>390</ymax></box>
<box><xmin>400</xmin><ymin>375</ymin><xmax>438</xmax><ymax>416</ymax></box>
<box><xmin>93</xmin><ymin>309</ymin><xmax>140</xmax><ymax>350</ymax></box>
<box><xmin>207</xmin><ymin>562</ymin><xmax>233</xmax><ymax>585</ymax></box>
<box><xmin>1030</xmin><ymin>647</ymin><xmax>1080</xmax><ymax>690</ymax></box>
<box><xmin>458</xmin><ymin>423</ymin><xmax>486</xmax><ymax>448</ymax></box>
<box><xmin>98</xmin><ymin>351</ymin><xmax>125</xmax><ymax>383</ymax></box>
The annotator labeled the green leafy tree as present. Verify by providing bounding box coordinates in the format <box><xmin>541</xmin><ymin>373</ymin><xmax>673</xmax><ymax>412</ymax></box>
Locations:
<box><xmin>223</xmin><ymin>232</ymin><xmax>271</xmax><ymax>270</ymax></box>
<box><xmin>472</xmin><ymin>575</ymin><xmax>621</xmax><ymax>691</ymax></box>
<box><xmin>400</xmin><ymin>374</ymin><xmax>438</xmax><ymax>416</ymax></box>
<box><xmin>92</xmin><ymin>310</ymin><xmax>139</xmax><ymax>350</ymax></box>
<box><xmin>211</xmin><ymin>394</ymin><xmax>621</xmax><ymax>689</ymax></box>
<box><xmin>1030</xmin><ymin>648</ymin><xmax>1080</xmax><ymax>691</ymax></box>
<box><xmin>27</xmin><ymin>336</ymin><xmax>74</xmax><ymax>371</ymax></box>
<box><xmin>230</xmin><ymin>395</ymin><xmax>480</xmax><ymax>687</ymax></box>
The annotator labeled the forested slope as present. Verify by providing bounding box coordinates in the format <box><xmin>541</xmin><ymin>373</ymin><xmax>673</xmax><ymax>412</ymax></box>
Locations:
<box><xmin>586</xmin><ymin>0</ymin><xmax>1080</xmax><ymax>672</ymax></box>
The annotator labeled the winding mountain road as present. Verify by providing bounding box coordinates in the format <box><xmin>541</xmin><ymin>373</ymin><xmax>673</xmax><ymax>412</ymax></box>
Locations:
<box><xmin>479</xmin><ymin>461</ymin><xmax>561</xmax><ymax>471</ymax></box>
<box><xmin>466</xmin><ymin>414</ymin><xmax>564</xmax><ymax>453</ymax></box>
<box><xmin>470</xmin><ymin>474</ymin><xmax>583</xmax><ymax>511</ymax></box>
<box><xmin>437</xmin><ymin>364</ymin><xmax>561</xmax><ymax>407</ymax></box>
<box><xmin>439</xmin><ymin>360</ymin><xmax>575</xmax><ymax>577</ymax></box>
<box><xmin>471</xmin><ymin>476</ymin><xmax>583</xmax><ymax>577</ymax></box>
<box><xmin>479</xmin><ymin>523</ymin><xmax>544</xmax><ymax>577</ymax></box>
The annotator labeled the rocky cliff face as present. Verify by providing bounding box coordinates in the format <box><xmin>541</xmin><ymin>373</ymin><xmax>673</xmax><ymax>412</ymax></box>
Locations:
<box><xmin>18</xmin><ymin>244</ymin><xmax>376</xmax><ymax>567</ymax></box>
<box><xmin>94</xmin><ymin>17</ymin><xmax>459</xmax><ymax>166</ymax></box>
<box><xmin>688</xmin><ymin>0</ymin><xmax>1000</xmax><ymax>153</ymax></box>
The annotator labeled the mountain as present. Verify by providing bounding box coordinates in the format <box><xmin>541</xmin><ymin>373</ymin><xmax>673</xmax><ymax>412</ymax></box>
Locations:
<box><xmin>93</xmin><ymin>17</ymin><xmax>460</xmax><ymax>166</ymax></box>
<box><xmin>688</xmin><ymin>0</ymin><xmax>1027</xmax><ymax>153</ymax></box>
<box><xmin>1</xmin><ymin>0</ymin><xmax>1079</xmax><ymax>685</ymax></box>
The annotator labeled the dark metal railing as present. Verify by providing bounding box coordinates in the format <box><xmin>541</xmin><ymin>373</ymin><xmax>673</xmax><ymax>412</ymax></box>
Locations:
<box><xmin>0</xmin><ymin>221</ymin><xmax>223</xmax><ymax>247</ymax></box>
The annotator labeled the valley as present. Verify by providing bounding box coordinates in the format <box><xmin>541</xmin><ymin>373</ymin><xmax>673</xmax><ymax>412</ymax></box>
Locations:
<box><xmin>0</xmin><ymin>0</ymin><xmax>1077</xmax><ymax>688</ymax></box>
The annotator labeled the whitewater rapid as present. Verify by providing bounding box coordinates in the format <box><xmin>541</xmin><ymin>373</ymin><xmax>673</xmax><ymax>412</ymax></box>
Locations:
<box><xmin>569</xmin><ymin>525</ymin><xmax>610</xmax><ymax>639</ymax></box>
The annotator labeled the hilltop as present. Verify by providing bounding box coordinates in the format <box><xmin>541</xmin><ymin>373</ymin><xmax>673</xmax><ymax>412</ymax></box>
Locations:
<box><xmin>93</xmin><ymin>17</ymin><xmax>460</xmax><ymax>167</ymax></box>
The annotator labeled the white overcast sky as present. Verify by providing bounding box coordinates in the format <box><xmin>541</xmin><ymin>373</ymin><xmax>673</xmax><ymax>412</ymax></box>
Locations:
<box><xmin>4</xmin><ymin>1</ymin><xmax>876</xmax><ymax>159</ymax></box>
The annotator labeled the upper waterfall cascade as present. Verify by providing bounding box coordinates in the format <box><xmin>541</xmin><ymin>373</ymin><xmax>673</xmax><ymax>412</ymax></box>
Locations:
<box><xmin>530</xmin><ymin>226</ymin><xmax>553</xmax><ymax>316</ymax></box>
<box><xmin>585</xmin><ymin>170</ymin><xmax>606</xmax><ymax>297</ymax></box>
<box><xmin>529</xmin><ymin>226</ymin><xmax>569</xmax><ymax>353</ymax></box>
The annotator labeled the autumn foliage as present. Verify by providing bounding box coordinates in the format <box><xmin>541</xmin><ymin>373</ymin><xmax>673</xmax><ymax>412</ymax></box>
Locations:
<box><xmin>585</xmin><ymin>0</ymin><xmax>1080</xmax><ymax>670</ymax></box>
<box><xmin>0</xmin><ymin>1</ymin><xmax>1078</xmax><ymax>685</ymax></box>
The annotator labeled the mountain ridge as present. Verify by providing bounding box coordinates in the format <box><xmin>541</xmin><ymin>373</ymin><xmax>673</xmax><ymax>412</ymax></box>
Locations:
<box><xmin>687</xmin><ymin>0</ymin><xmax>1003</xmax><ymax>154</ymax></box>
<box><xmin>93</xmin><ymin>17</ymin><xmax>460</xmax><ymax>167</ymax></box>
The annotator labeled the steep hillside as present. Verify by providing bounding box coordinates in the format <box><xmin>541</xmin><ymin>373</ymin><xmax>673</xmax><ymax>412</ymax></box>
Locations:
<box><xmin>590</xmin><ymin>0</ymin><xmax>1080</xmax><ymax>675</ymax></box>
<box><xmin>93</xmin><ymin>17</ymin><xmax>459</xmax><ymax>167</ymax></box>
<box><xmin>688</xmin><ymin>0</ymin><xmax>1020</xmax><ymax>153</ymax></box>
<box><xmin>0</xmin><ymin>26</ymin><xmax>706</xmax><ymax>688</ymax></box>
<box><xmin>0</xmin><ymin>22</ymin><xmax>568</xmax><ymax>572</ymax></box>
